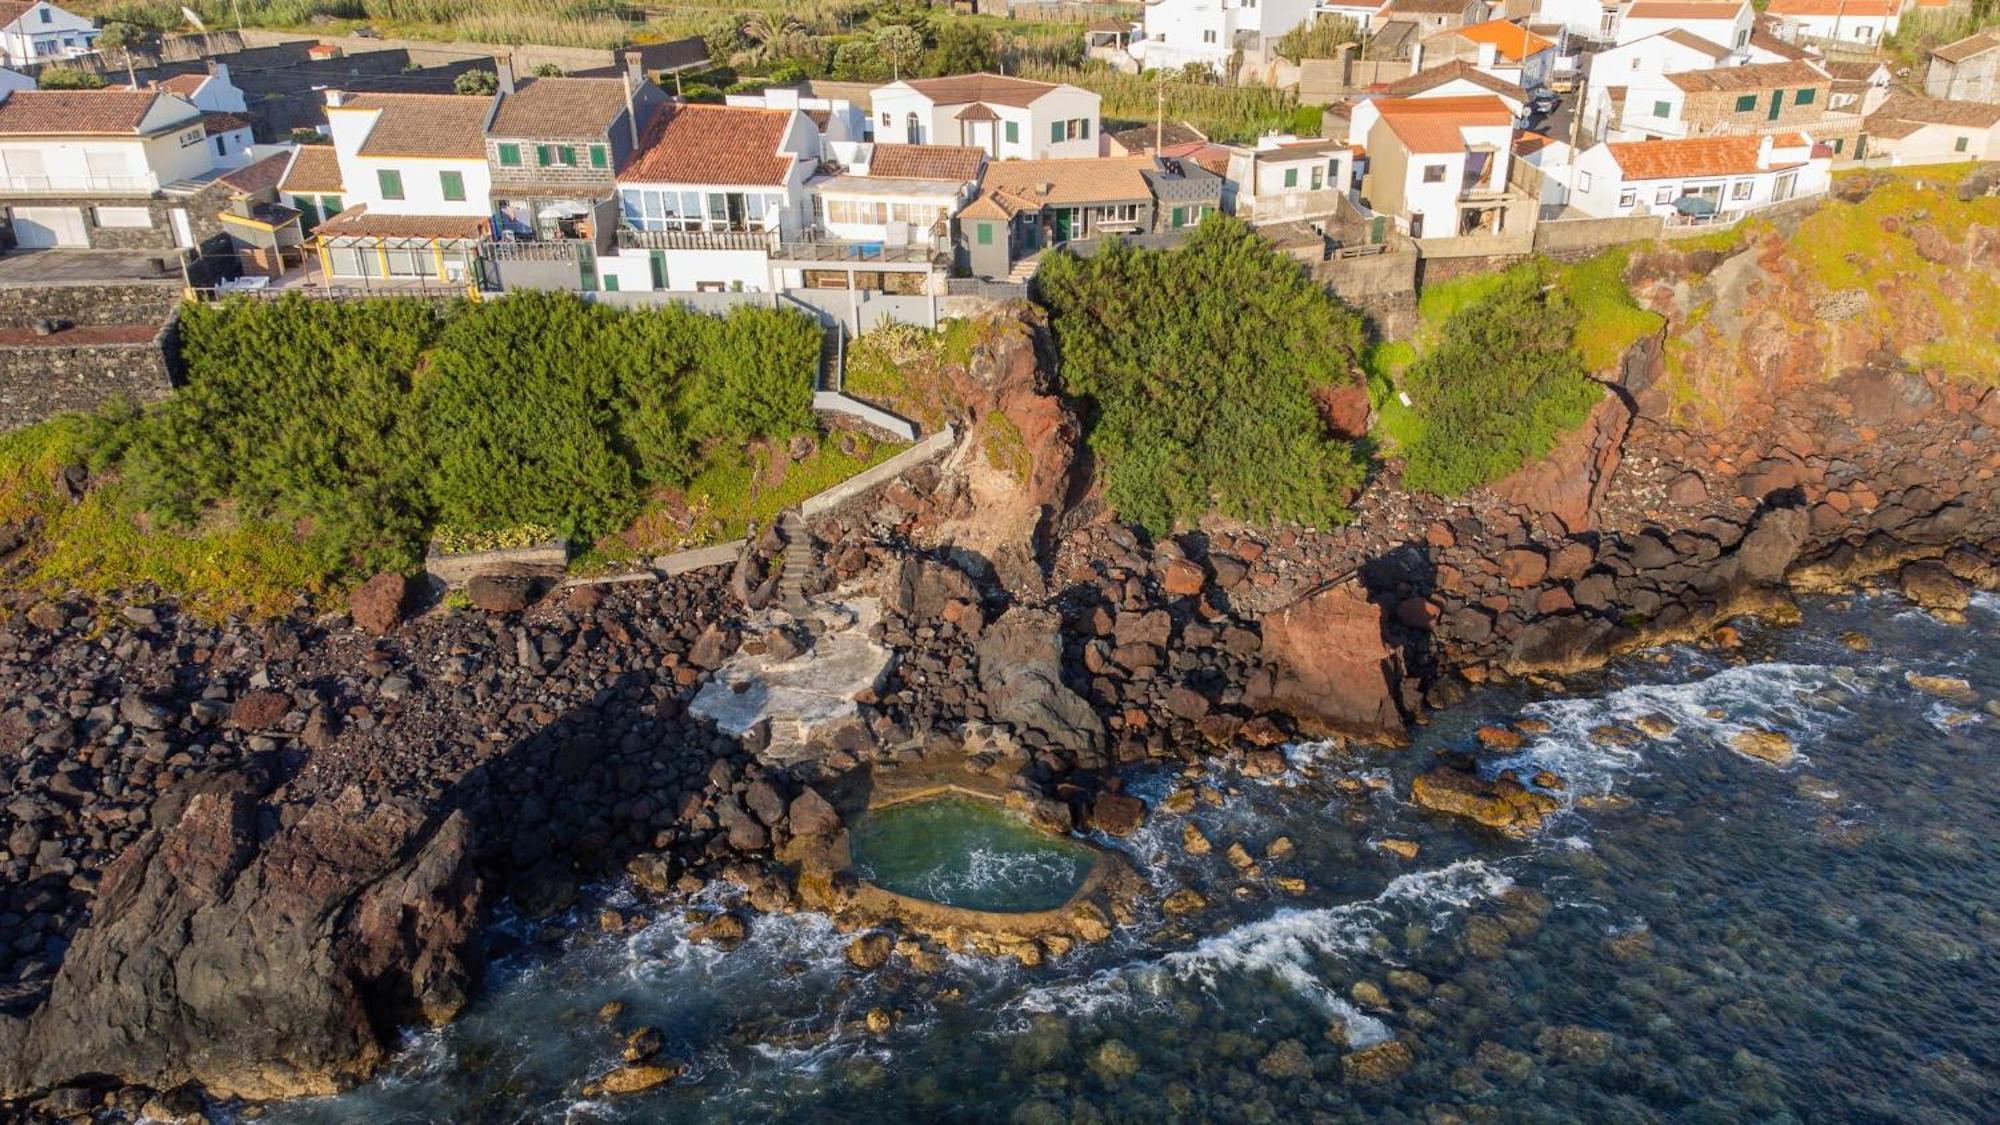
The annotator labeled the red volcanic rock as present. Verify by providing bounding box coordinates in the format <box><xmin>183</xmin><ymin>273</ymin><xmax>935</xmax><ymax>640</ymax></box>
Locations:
<box><xmin>1247</xmin><ymin>578</ymin><xmax>1405</xmax><ymax>740</ymax></box>
<box><xmin>1315</xmin><ymin>382</ymin><xmax>1372</xmax><ymax>440</ymax></box>
<box><xmin>348</xmin><ymin>573</ymin><xmax>410</xmax><ymax>635</ymax></box>
<box><xmin>1160</xmin><ymin>556</ymin><xmax>1207</xmax><ymax>597</ymax></box>
<box><xmin>1490</xmin><ymin>392</ymin><xmax>1633</xmax><ymax>534</ymax></box>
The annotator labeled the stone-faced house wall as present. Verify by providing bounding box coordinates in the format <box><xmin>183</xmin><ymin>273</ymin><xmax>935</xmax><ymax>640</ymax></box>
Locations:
<box><xmin>0</xmin><ymin>283</ymin><xmax>182</xmax><ymax>432</ymax></box>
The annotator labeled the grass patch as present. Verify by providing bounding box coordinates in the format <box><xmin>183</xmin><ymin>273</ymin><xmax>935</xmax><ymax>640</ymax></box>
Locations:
<box><xmin>1552</xmin><ymin>248</ymin><xmax>1666</xmax><ymax>373</ymax></box>
<box><xmin>1361</xmin><ymin>341</ymin><xmax>1423</xmax><ymax>453</ymax></box>
<box><xmin>843</xmin><ymin>319</ymin><xmax>981</xmax><ymax>434</ymax></box>
<box><xmin>982</xmin><ymin>410</ymin><xmax>1032</xmax><ymax>484</ymax></box>
<box><xmin>679</xmin><ymin>435</ymin><xmax>903</xmax><ymax>544</ymax></box>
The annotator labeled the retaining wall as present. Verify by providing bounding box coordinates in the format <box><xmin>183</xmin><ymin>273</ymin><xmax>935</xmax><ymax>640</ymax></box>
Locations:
<box><xmin>801</xmin><ymin>426</ymin><xmax>957</xmax><ymax>519</ymax></box>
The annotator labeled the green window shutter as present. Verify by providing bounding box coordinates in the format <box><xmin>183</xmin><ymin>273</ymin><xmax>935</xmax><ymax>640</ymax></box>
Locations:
<box><xmin>1284</xmin><ymin>168</ymin><xmax>1298</xmax><ymax>188</ymax></box>
<box><xmin>1170</xmin><ymin>206</ymin><xmax>1184</xmax><ymax>229</ymax></box>
<box><xmin>292</xmin><ymin>195</ymin><xmax>319</xmax><ymax>227</ymax></box>
<box><xmin>498</xmin><ymin>143</ymin><xmax>520</xmax><ymax>166</ymax></box>
<box><xmin>1080</xmin><ymin>118</ymin><xmax>1090</xmax><ymax>138</ymax></box>
<box><xmin>976</xmin><ymin>222</ymin><xmax>992</xmax><ymax>245</ymax></box>
<box><xmin>322</xmin><ymin>195</ymin><xmax>341</xmax><ymax>217</ymax></box>
<box><xmin>1735</xmin><ymin>94</ymin><xmax>1756</xmax><ymax>112</ymax></box>
<box><xmin>649</xmin><ymin>250</ymin><xmax>667</xmax><ymax>289</ymax></box>
<box><xmin>536</xmin><ymin>144</ymin><xmax>552</xmax><ymax>166</ymax></box>
<box><xmin>439</xmin><ymin>170</ymin><xmax>465</xmax><ymax>201</ymax></box>
<box><xmin>590</xmin><ymin>144</ymin><xmax>608</xmax><ymax>169</ymax></box>
<box><xmin>603</xmin><ymin>273</ymin><xmax>618</xmax><ymax>291</ymax></box>
<box><xmin>568</xmin><ymin>146</ymin><xmax>584</xmax><ymax>166</ymax></box>
<box><xmin>1955</xmin><ymin>136</ymin><xmax>1970</xmax><ymax>152</ymax></box>
<box><xmin>1653</xmin><ymin>100</ymin><xmax>1670</xmax><ymax>118</ymax></box>
<box><xmin>1795</xmin><ymin>87</ymin><xmax>1815</xmax><ymax>105</ymax></box>
<box><xmin>1005</xmin><ymin>120</ymin><xmax>1018</xmax><ymax>144</ymax></box>
<box><xmin>377</xmin><ymin>169</ymin><xmax>403</xmax><ymax>200</ymax></box>
<box><xmin>1051</xmin><ymin>121</ymin><xmax>1064</xmax><ymax>144</ymax></box>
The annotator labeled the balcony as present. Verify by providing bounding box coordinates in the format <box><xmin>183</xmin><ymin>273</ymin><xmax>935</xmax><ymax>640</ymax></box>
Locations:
<box><xmin>772</xmin><ymin>229</ymin><xmax>949</xmax><ymax>267</ymax></box>
<box><xmin>1238</xmin><ymin>189</ymin><xmax>1347</xmax><ymax>223</ymax></box>
<box><xmin>616</xmin><ymin>228</ymin><xmax>776</xmax><ymax>252</ymax></box>
<box><xmin>487</xmin><ymin>238</ymin><xmax>588</xmax><ymax>262</ymax></box>
<box><xmin>0</xmin><ymin>174</ymin><xmax>159</xmax><ymax>196</ymax></box>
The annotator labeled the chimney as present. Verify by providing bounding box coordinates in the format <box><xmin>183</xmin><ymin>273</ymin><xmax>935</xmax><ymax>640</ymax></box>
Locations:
<box><xmin>325</xmin><ymin>89</ymin><xmax>346</xmax><ymax>109</ymax></box>
<box><xmin>1756</xmin><ymin>133</ymin><xmax>1773</xmax><ymax>169</ymax></box>
<box><xmin>495</xmin><ymin>57</ymin><xmax>515</xmax><ymax>96</ymax></box>
<box><xmin>621</xmin><ymin>51</ymin><xmax>640</xmax><ymax>150</ymax></box>
<box><xmin>1476</xmin><ymin>42</ymin><xmax>1498</xmax><ymax>69</ymax></box>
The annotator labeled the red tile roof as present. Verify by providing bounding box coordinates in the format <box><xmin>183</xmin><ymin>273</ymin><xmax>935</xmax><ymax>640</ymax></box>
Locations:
<box><xmin>202</xmin><ymin>111</ymin><xmax>252</xmax><ymax>136</ymax></box>
<box><xmin>1933</xmin><ymin>31</ymin><xmax>2000</xmax><ymax>63</ymax></box>
<box><xmin>334</xmin><ymin>93</ymin><xmax>492</xmax><ymax>159</ymax></box>
<box><xmin>1657</xmin><ymin>29</ymin><xmax>1734</xmax><ymax>60</ymax></box>
<box><xmin>1866</xmin><ymin>93</ymin><xmax>2000</xmax><ymax>131</ymax></box>
<box><xmin>158</xmin><ymin>73</ymin><xmax>208</xmax><ymax>96</ymax></box>
<box><xmin>1605</xmin><ymin>134</ymin><xmax>1804</xmax><ymax>179</ymax></box>
<box><xmin>279</xmin><ymin>145</ymin><xmax>344</xmax><ymax>194</ymax></box>
<box><xmin>490</xmin><ymin>76</ymin><xmax>633</xmax><ymax>137</ymax></box>
<box><xmin>1450</xmin><ymin>20</ymin><xmax>1556</xmax><ymax>62</ymax></box>
<box><xmin>0</xmin><ymin>1</ymin><xmax>36</xmax><ymax>27</ymax></box>
<box><xmin>0</xmin><ymin>89</ymin><xmax>183</xmax><ymax>136</ymax></box>
<box><xmin>898</xmin><ymin>73</ymin><xmax>1060</xmax><ymax>109</ymax></box>
<box><xmin>1380</xmin><ymin>61</ymin><xmax>1526</xmax><ymax>103</ymax></box>
<box><xmin>218</xmin><ymin>151</ymin><xmax>290</xmax><ymax>194</ymax></box>
<box><xmin>1624</xmin><ymin>0</ymin><xmax>1747</xmax><ymax>18</ymax></box>
<box><xmin>1667</xmin><ymin>60</ymin><xmax>1828</xmax><ymax>94</ymax></box>
<box><xmin>622</xmin><ymin>103</ymin><xmax>802</xmax><ymax>186</ymax></box>
<box><xmin>866</xmin><ymin>143</ymin><xmax>983</xmax><ymax>181</ymax></box>
<box><xmin>1373</xmin><ymin>94</ymin><xmax>1516</xmax><ymax>154</ymax></box>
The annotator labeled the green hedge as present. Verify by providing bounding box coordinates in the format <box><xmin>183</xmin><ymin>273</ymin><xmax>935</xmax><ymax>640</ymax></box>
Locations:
<box><xmin>1400</xmin><ymin>265</ymin><xmax>1603</xmax><ymax>496</ymax></box>
<box><xmin>98</xmin><ymin>291</ymin><xmax>818</xmax><ymax>577</ymax></box>
<box><xmin>1034</xmin><ymin>217</ymin><xmax>1369</xmax><ymax>532</ymax></box>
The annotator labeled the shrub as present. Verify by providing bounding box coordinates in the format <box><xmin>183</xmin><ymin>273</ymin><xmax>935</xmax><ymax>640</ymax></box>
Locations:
<box><xmin>453</xmin><ymin>68</ymin><xmax>498</xmax><ymax>95</ymax></box>
<box><xmin>36</xmin><ymin>67</ymin><xmax>106</xmax><ymax>89</ymax></box>
<box><xmin>1400</xmin><ymin>265</ymin><xmax>1603</xmax><ymax>496</ymax></box>
<box><xmin>1034</xmin><ymin>216</ymin><xmax>1369</xmax><ymax>532</ymax></box>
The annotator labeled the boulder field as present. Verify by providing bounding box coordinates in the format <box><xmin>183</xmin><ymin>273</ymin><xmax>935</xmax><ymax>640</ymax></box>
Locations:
<box><xmin>3</xmin><ymin>266</ymin><xmax>2000</xmax><ymax>1115</ymax></box>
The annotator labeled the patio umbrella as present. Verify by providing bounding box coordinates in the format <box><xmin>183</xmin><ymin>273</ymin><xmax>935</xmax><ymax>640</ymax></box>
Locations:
<box><xmin>537</xmin><ymin>202</ymin><xmax>591</xmax><ymax>219</ymax></box>
<box><xmin>1672</xmin><ymin>195</ymin><xmax>1717</xmax><ymax>217</ymax></box>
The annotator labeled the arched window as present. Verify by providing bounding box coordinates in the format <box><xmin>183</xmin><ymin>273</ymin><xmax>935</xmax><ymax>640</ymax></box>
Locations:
<box><xmin>905</xmin><ymin>112</ymin><xmax>921</xmax><ymax>143</ymax></box>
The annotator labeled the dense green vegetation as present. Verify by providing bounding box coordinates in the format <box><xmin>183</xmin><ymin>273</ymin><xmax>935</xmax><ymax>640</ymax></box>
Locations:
<box><xmin>1551</xmin><ymin>247</ymin><xmax>1666</xmax><ymax>373</ymax></box>
<box><xmin>1034</xmin><ymin>216</ymin><xmax>1368</xmax><ymax>533</ymax></box>
<box><xmin>1</xmin><ymin>292</ymin><xmax>822</xmax><ymax>614</ymax></box>
<box><xmin>1398</xmin><ymin>265</ymin><xmax>1603</xmax><ymax>496</ymax></box>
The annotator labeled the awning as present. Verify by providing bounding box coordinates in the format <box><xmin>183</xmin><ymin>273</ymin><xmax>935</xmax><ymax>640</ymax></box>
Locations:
<box><xmin>1673</xmin><ymin>195</ymin><xmax>1717</xmax><ymax>216</ymax></box>
<box><xmin>537</xmin><ymin>202</ymin><xmax>592</xmax><ymax>219</ymax></box>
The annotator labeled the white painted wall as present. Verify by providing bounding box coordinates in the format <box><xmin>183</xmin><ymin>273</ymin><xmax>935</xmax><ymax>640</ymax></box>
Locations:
<box><xmin>872</xmin><ymin>82</ymin><xmax>1101</xmax><ymax>159</ymax></box>
<box><xmin>0</xmin><ymin>97</ymin><xmax>216</xmax><ymax>192</ymax></box>
<box><xmin>661</xmin><ymin>247</ymin><xmax>772</xmax><ymax>291</ymax></box>
<box><xmin>1773</xmin><ymin>11</ymin><xmax>1898</xmax><ymax>45</ymax></box>
<box><xmin>1618</xmin><ymin>7</ymin><xmax>1751</xmax><ymax>51</ymax></box>
<box><xmin>1567</xmin><ymin>140</ymin><xmax>1830</xmax><ymax>216</ymax></box>
<box><xmin>328</xmin><ymin>103</ymin><xmax>491</xmax><ymax>216</ymax></box>
<box><xmin>0</xmin><ymin>2</ymin><xmax>97</xmax><ymax>68</ymax></box>
<box><xmin>1866</xmin><ymin>122</ymin><xmax>2000</xmax><ymax>164</ymax></box>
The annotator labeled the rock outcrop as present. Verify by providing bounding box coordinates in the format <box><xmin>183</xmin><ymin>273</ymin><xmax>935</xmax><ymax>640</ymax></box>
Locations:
<box><xmin>1489</xmin><ymin>389</ymin><xmax>1634</xmax><ymax>534</ymax></box>
<box><xmin>975</xmin><ymin>607</ymin><xmax>1105</xmax><ymax>761</ymax></box>
<box><xmin>1247</xmin><ymin>577</ymin><xmax>1405</xmax><ymax>741</ymax></box>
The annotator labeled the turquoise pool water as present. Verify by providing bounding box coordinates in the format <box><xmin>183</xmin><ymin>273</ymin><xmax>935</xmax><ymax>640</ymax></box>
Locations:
<box><xmin>848</xmin><ymin>795</ymin><xmax>1097</xmax><ymax>913</ymax></box>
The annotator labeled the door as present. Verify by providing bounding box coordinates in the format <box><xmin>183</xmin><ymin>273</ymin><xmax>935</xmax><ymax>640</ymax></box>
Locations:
<box><xmin>1053</xmin><ymin>207</ymin><xmax>1072</xmax><ymax>243</ymax></box>
<box><xmin>725</xmin><ymin>192</ymin><xmax>747</xmax><ymax>231</ymax></box>
<box><xmin>170</xmin><ymin>208</ymin><xmax>195</xmax><ymax>249</ymax></box>
<box><xmin>1772</xmin><ymin>172</ymin><xmax>1797</xmax><ymax>202</ymax></box>
<box><xmin>1409</xmin><ymin>212</ymin><xmax>1425</xmax><ymax>239</ymax></box>
<box><xmin>10</xmin><ymin>206</ymin><xmax>87</xmax><ymax>247</ymax></box>
<box><xmin>1766</xmin><ymin>91</ymin><xmax>1782</xmax><ymax>122</ymax></box>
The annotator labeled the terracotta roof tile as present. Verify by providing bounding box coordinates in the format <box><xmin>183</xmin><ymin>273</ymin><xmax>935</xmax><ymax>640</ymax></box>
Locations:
<box><xmin>866</xmin><ymin>143</ymin><xmax>983</xmax><ymax>181</ymax></box>
<box><xmin>1657</xmin><ymin>29</ymin><xmax>1733</xmax><ymax>59</ymax></box>
<box><xmin>1384</xmin><ymin>0</ymin><xmax>1479</xmax><ymax>14</ymax></box>
<box><xmin>1933</xmin><ymin>32</ymin><xmax>2000</xmax><ymax>64</ymax></box>
<box><xmin>0</xmin><ymin>89</ymin><xmax>182</xmax><ymax>136</ymax></box>
<box><xmin>158</xmin><ymin>73</ymin><xmax>207</xmax><ymax>96</ymax></box>
<box><xmin>1867</xmin><ymin>93</ymin><xmax>2000</xmax><ymax>131</ymax></box>
<box><xmin>898</xmin><ymin>73</ymin><xmax>1062</xmax><ymax>109</ymax></box>
<box><xmin>1449</xmin><ymin>20</ymin><xmax>1555</xmax><ymax>62</ymax></box>
<box><xmin>335</xmin><ymin>93</ymin><xmax>492</xmax><ymax>159</ymax></box>
<box><xmin>1748</xmin><ymin>28</ymin><xmax>1811</xmax><ymax>60</ymax></box>
<box><xmin>279</xmin><ymin>145</ymin><xmax>344</xmax><ymax>194</ymax></box>
<box><xmin>1373</xmin><ymin>94</ymin><xmax>1516</xmax><ymax>154</ymax></box>
<box><xmin>490</xmin><ymin>77</ymin><xmax>631</xmax><ymax>137</ymax></box>
<box><xmin>1667</xmin><ymin>60</ymin><xmax>1827</xmax><ymax>94</ymax></box>
<box><xmin>202</xmin><ymin>111</ymin><xmax>251</xmax><ymax>136</ymax></box>
<box><xmin>622</xmin><ymin>103</ymin><xmax>802</xmax><ymax>186</ymax></box>
<box><xmin>974</xmin><ymin>155</ymin><xmax>1153</xmax><ymax>212</ymax></box>
<box><xmin>1605</xmin><ymin>134</ymin><xmax>1804</xmax><ymax>178</ymax></box>
<box><xmin>1380</xmin><ymin>61</ymin><xmax>1526</xmax><ymax>103</ymax></box>
<box><xmin>218</xmin><ymin>151</ymin><xmax>290</xmax><ymax>194</ymax></box>
<box><xmin>0</xmin><ymin>1</ymin><xmax>35</xmax><ymax>26</ymax></box>
<box><xmin>1624</xmin><ymin>0</ymin><xmax>1747</xmax><ymax>17</ymax></box>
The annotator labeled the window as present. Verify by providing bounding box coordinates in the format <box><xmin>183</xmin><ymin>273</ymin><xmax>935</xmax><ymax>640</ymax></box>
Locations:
<box><xmin>93</xmin><ymin>206</ymin><xmax>151</xmax><ymax>228</ymax></box>
<box><xmin>589</xmin><ymin>145</ymin><xmax>608</xmax><ymax>169</ymax></box>
<box><xmin>1655</xmin><ymin>186</ymin><xmax>1674</xmax><ymax>205</ymax></box>
<box><xmin>1171</xmin><ymin>206</ymin><xmax>1186</xmax><ymax>228</ymax></box>
<box><xmin>1735</xmin><ymin>94</ymin><xmax>1757</xmax><ymax>113</ymax></box>
<box><xmin>1005</xmin><ymin>120</ymin><xmax>1018</xmax><ymax>144</ymax></box>
<box><xmin>1422</xmin><ymin>164</ymin><xmax>1446</xmax><ymax>183</ymax></box>
<box><xmin>976</xmin><ymin>221</ymin><xmax>993</xmax><ymax>245</ymax></box>
<box><xmin>1831</xmin><ymin>138</ymin><xmax>1843</xmax><ymax>154</ymax></box>
<box><xmin>880</xmin><ymin>111</ymin><xmax>890</xmax><ymax>127</ymax></box>
<box><xmin>1284</xmin><ymin>167</ymin><xmax>1299</xmax><ymax>188</ymax></box>
<box><xmin>498</xmin><ymin>143</ymin><xmax>521</xmax><ymax>167</ymax></box>
<box><xmin>603</xmin><ymin>274</ymin><xmax>619</xmax><ymax>292</ymax></box>
<box><xmin>1730</xmin><ymin>179</ymin><xmax>1752</xmax><ymax>200</ymax></box>
<box><xmin>535</xmin><ymin>144</ymin><xmax>553</xmax><ymax>166</ymax></box>
<box><xmin>1203</xmin><ymin>29</ymin><xmax>1217</xmax><ymax>43</ymax></box>
<box><xmin>1578</xmin><ymin>171</ymin><xmax>1592</xmax><ymax>191</ymax></box>
<box><xmin>377</xmin><ymin>169</ymin><xmax>403</xmax><ymax>200</ymax></box>
<box><xmin>1955</xmin><ymin>136</ymin><xmax>1971</xmax><ymax>153</ymax></box>
<box><xmin>292</xmin><ymin>195</ymin><xmax>320</xmax><ymax>227</ymax></box>
<box><xmin>1795</xmin><ymin>87</ymin><xmax>1815</xmax><ymax>106</ymax></box>
<box><xmin>321</xmin><ymin>195</ymin><xmax>342</xmax><ymax>219</ymax></box>
<box><xmin>214</xmin><ymin>136</ymin><xmax>226</xmax><ymax>156</ymax></box>
<box><xmin>1630</xmin><ymin>57</ymin><xmax>1641</xmax><ymax>70</ymax></box>
<box><xmin>1617</xmin><ymin>189</ymin><xmax>1635</xmax><ymax>208</ymax></box>
<box><xmin>39</xmin><ymin>7</ymin><xmax>50</xmax><ymax>21</ymax></box>
<box><xmin>440</xmin><ymin>170</ymin><xmax>465</xmax><ymax>201</ymax></box>
<box><xmin>1653</xmin><ymin>100</ymin><xmax>1670</xmax><ymax>119</ymax></box>
<box><xmin>1051</xmin><ymin>120</ymin><xmax>1064</xmax><ymax>144</ymax></box>
<box><xmin>1310</xmin><ymin>165</ymin><xmax>1324</xmax><ymax>190</ymax></box>
<box><xmin>906</xmin><ymin>112</ymin><xmax>920</xmax><ymax>140</ymax></box>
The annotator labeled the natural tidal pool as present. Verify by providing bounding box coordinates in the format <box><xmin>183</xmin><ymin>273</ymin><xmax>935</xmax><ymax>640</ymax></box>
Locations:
<box><xmin>267</xmin><ymin>592</ymin><xmax>2000</xmax><ymax>1124</ymax></box>
<box><xmin>848</xmin><ymin>795</ymin><xmax>1097</xmax><ymax>913</ymax></box>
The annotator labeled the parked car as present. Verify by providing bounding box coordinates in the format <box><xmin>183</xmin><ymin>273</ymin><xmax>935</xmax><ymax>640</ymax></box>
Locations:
<box><xmin>1527</xmin><ymin>89</ymin><xmax>1562</xmax><ymax>116</ymax></box>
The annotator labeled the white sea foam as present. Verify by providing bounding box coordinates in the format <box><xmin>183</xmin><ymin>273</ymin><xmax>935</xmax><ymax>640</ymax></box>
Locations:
<box><xmin>1925</xmin><ymin>700</ymin><xmax>1986</xmax><ymax>732</ymax></box>
<box><xmin>1007</xmin><ymin>859</ymin><xmax>1513</xmax><ymax>1044</ymax></box>
<box><xmin>1485</xmin><ymin>661</ymin><xmax>1851</xmax><ymax>801</ymax></box>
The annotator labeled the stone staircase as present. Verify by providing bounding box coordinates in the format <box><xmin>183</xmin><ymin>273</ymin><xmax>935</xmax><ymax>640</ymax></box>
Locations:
<box><xmin>776</xmin><ymin>509</ymin><xmax>813</xmax><ymax>614</ymax></box>
<box><xmin>815</xmin><ymin>324</ymin><xmax>844</xmax><ymax>393</ymax></box>
<box><xmin>1007</xmin><ymin>252</ymin><xmax>1043</xmax><ymax>284</ymax></box>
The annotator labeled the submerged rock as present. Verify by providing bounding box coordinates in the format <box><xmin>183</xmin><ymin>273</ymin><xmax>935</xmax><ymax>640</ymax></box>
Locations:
<box><xmin>1342</xmin><ymin>1040</ymin><xmax>1414</xmax><ymax>1085</ymax></box>
<box><xmin>1728</xmin><ymin>729</ymin><xmax>1795</xmax><ymax>766</ymax></box>
<box><xmin>594</xmin><ymin>1061</ymin><xmax>685</xmax><ymax>1096</ymax></box>
<box><xmin>1410</xmin><ymin>766</ymin><xmax>1559</xmax><ymax>837</ymax></box>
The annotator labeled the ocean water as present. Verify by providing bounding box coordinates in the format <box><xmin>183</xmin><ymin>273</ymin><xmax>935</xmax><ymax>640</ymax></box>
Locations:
<box><xmin>269</xmin><ymin>593</ymin><xmax>2000</xmax><ymax>1123</ymax></box>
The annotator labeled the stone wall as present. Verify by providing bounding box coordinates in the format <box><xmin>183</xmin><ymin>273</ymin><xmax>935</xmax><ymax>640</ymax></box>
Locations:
<box><xmin>0</xmin><ymin>185</ymin><xmax>231</xmax><ymax>252</ymax></box>
<box><xmin>0</xmin><ymin>327</ymin><xmax>175</xmax><ymax>433</ymax></box>
<box><xmin>1532</xmin><ymin>214</ymin><xmax>1665</xmax><ymax>259</ymax></box>
<box><xmin>0</xmin><ymin>284</ymin><xmax>183</xmax><ymax>329</ymax></box>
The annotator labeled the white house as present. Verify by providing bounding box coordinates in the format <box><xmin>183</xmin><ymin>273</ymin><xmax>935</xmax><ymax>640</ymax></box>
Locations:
<box><xmin>0</xmin><ymin>1</ymin><xmax>96</xmax><ymax>68</ymax></box>
<box><xmin>1224</xmin><ymin>134</ymin><xmax>1354</xmax><ymax>224</ymax></box>
<box><xmin>0</xmin><ymin>86</ymin><xmax>221</xmax><ymax>247</ymax></box>
<box><xmin>603</xmin><ymin>102</ymin><xmax>819</xmax><ymax>293</ymax></box>
<box><xmin>806</xmin><ymin>142</ymin><xmax>981</xmax><ymax>247</ymax></box>
<box><xmin>316</xmin><ymin>90</ymin><xmax>497</xmax><ymax>284</ymax></box>
<box><xmin>1567</xmin><ymin>131</ymin><xmax>1829</xmax><ymax>218</ymax></box>
<box><xmin>1584</xmin><ymin>30</ymin><xmax>1736</xmax><ymax>138</ymax></box>
<box><xmin>1358</xmin><ymin>93</ymin><xmax>1520</xmax><ymax>239</ymax></box>
<box><xmin>1376</xmin><ymin>61</ymin><xmax>1529</xmax><ymax>117</ymax></box>
<box><xmin>1419</xmin><ymin>19</ymin><xmax>1559</xmax><ymax>90</ymax></box>
<box><xmin>1616</xmin><ymin>0</ymin><xmax>1753</xmax><ymax>52</ymax></box>
<box><xmin>1862</xmin><ymin>94</ymin><xmax>2000</xmax><ymax>164</ymax></box>
<box><xmin>1534</xmin><ymin>0</ymin><xmax>1619</xmax><ymax>42</ymax></box>
<box><xmin>872</xmin><ymin>73</ymin><xmax>1101</xmax><ymax>160</ymax></box>
<box><xmin>1129</xmin><ymin>0</ymin><xmax>1322</xmax><ymax>72</ymax></box>
<box><xmin>155</xmin><ymin>63</ymin><xmax>248</xmax><ymax>115</ymax></box>
<box><xmin>1824</xmin><ymin>59</ymin><xmax>1891</xmax><ymax>115</ymax></box>
<box><xmin>725</xmin><ymin>83</ymin><xmax>868</xmax><ymax>161</ymax></box>
<box><xmin>1764</xmin><ymin>0</ymin><xmax>1901</xmax><ymax>45</ymax></box>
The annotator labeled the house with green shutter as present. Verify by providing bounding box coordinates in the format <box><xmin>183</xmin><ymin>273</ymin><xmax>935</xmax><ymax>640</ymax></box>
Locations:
<box><xmin>485</xmin><ymin>57</ymin><xmax>666</xmax><ymax>244</ymax></box>
<box><xmin>869</xmin><ymin>73</ymin><xmax>1102</xmax><ymax>161</ymax></box>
